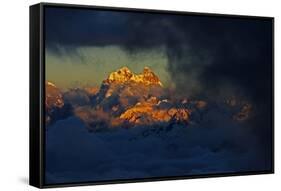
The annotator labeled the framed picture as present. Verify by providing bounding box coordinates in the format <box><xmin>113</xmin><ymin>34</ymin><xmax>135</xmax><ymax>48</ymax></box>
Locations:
<box><xmin>30</xmin><ymin>3</ymin><xmax>274</xmax><ymax>188</ymax></box>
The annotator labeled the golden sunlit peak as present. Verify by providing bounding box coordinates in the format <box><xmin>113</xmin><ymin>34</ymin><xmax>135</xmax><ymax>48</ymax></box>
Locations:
<box><xmin>119</xmin><ymin>66</ymin><xmax>132</xmax><ymax>72</ymax></box>
<box><xmin>107</xmin><ymin>66</ymin><xmax>163</xmax><ymax>87</ymax></box>
<box><xmin>143</xmin><ymin>66</ymin><xmax>152</xmax><ymax>73</ymax></box>
<box><xmin>46</xmin><ymin>81</ymin><xmax>56</xmax><ymax>87</ymax></box>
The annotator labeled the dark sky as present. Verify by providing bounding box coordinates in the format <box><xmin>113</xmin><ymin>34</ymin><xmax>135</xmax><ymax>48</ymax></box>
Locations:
<box><xmin>45</xmin><ymin>6</ymin><xmax>273</xmax><ymax>105</ymax></box>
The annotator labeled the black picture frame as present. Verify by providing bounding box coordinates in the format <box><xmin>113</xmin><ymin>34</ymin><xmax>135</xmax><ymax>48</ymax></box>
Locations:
<box><xmin>30</xmin><ymin>2</ymin><xmax>274</xmax><ymax>188</ymax></box>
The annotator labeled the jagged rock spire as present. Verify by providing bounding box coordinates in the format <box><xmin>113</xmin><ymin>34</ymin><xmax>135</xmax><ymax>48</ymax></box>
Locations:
<box><xmin>106</xmin><ymin>66</ymin><xmax>163</xmax><ymax>86</ymax></box>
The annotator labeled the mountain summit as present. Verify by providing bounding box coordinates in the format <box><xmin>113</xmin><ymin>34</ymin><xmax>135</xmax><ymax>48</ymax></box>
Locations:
<box><xmin>105</xmin><ymin>66</ymin><xmax>163</xmax><ymax>86</ymax></box>
<box><xmin>74</xmin><ymin>67</ymin><xmax>191</xmax><ymax>131</ymax></box>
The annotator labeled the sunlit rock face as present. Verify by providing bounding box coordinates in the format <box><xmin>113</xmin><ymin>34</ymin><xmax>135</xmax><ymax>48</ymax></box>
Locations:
<box><xmin>95</xmin><ymin>67</ymin><xmax>165</xmax><ymax>113</ymax></box>
<box><xmin>105</xmin><ymin>66</ymin><xmax>163</xmax><ymax>86</ymax></box>
<box><xmin>119</xmin><ymin>96</ymin><xmax>191</xmax><ymax>125</ymax></box>
<box><xmin>107</xmin><ymin>66</ymin><xmax>133</xmax><ymax>84</ymax></box>
<box><xmin>73</xmin><ymin>66</ymin><xmax>191</xmax><ymax>131</ymax></box>
<box><xmin>45</xmin><ymin>81</ymin><xmax>72</xmax><ymax>125</ymax></box>
<box><xmin>46</xmin><ymin>81</ymin><xmax>64</xmax><ymax>110</ymax></box>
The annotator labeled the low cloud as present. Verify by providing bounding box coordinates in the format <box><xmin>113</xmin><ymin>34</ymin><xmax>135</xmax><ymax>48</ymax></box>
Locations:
<box><xmin>45</xmin><ymin>105</ymin><xmax>271</xmax><ymax>184</ymax></box>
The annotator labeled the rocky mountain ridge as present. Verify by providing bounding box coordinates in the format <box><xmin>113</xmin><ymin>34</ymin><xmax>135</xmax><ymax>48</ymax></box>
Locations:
<box><xmin>45</xmin><ymin>66</ymin><xmax>252</xmax><ymax>131</ymax></box>
<box><xmin>104</xmin><ymin>66</ymin><xmax>163</xmax><ymax>87</ymax></box>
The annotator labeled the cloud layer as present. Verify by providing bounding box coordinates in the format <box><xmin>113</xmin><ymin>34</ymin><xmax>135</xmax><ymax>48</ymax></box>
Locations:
<box><xmin>45</xmin><ymin>108</ymin><xmax>271</xmax><ymax>184</ymax></box>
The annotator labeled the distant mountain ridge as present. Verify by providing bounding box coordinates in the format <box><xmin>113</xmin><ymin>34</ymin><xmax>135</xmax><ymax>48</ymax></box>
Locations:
<box><xmin>45</xmin><ymin>66</ymin><xmax>252</xmax><ymax>131</ymax></box>
<box><xmin>104</xmin><ymin>66</ymin><xmax>163</xmax><ymax>87</ymax></box>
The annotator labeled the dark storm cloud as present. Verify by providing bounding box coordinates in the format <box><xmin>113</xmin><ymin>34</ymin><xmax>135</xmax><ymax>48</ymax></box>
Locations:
<box><xmin>45</xmin><ymin>7</ymin><xmax>273</xmax><ymax>103</ymax></box>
